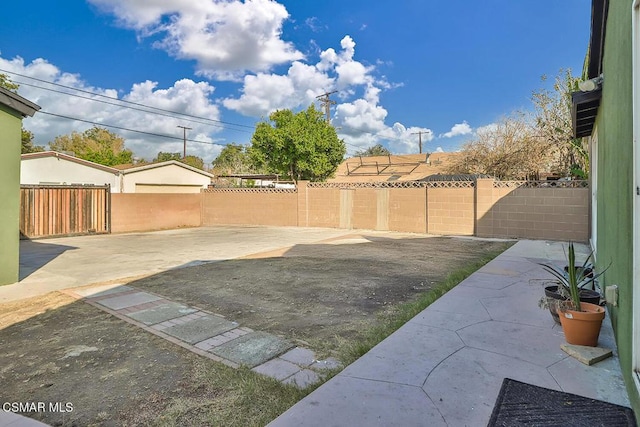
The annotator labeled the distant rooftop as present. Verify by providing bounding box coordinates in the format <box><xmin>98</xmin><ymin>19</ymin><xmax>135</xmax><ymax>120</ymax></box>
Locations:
<box><xmin>328</xmin><ymin>152</ymin><xmax>460</xmax><ymax>183</ymax></box>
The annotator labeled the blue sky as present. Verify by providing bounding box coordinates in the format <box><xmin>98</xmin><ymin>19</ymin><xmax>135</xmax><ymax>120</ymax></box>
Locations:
<box><xmin>0</xmin><ymin>0</ymin><xmax>591</xmax><ymax>165</ymax></box>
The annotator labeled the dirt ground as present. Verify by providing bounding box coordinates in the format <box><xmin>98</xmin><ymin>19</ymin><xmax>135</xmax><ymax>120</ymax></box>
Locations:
<box><xmin>0</xmin><ymin>232</ymin><xmax>511</xmax><ymax>426</ymax></box>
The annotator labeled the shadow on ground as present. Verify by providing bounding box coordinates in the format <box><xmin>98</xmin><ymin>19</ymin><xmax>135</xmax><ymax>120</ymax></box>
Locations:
<box><xmin>19</xmin><ymin>240</ymin><xmax>77</xmax><ymax>281</ymax></box>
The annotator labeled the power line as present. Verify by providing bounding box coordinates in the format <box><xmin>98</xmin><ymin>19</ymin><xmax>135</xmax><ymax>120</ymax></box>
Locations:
<box><xmin>1</xmin><ymin>68</ymin><xmax>255</xmax><ymax>130</ymax></box>
<box><xmin>316</xmin><ymin>90</ymin><xmax>337</xmax><ymax>124</ymax></box>
<box><xmin>39</xmin><ymin>110</ymin><xmax>221</xmax><ymax>146</ymax></box>
<box><xmin>14</xmin><ymin>79</ymin><xmax>253</xmax><ymax>134</ymax></box>
<box><xmin>411</xmin><ymin>131</ymin><xmax>429</xmax><ymax>154</ymax></box>
<box><xmin>177</xmin><ymin>125</ymin><xmax>192</xmax><ymax>157</ymax></box>
<box><xmin>4</xmin><ymin>68</ymin><xmax>424</xmax><ymax>151</ymax></box>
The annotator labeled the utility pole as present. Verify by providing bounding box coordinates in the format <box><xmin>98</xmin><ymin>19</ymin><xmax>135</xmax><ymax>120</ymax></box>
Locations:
<box><xmin>177</xmin><ymin>125</ymin><xmax>192</xmax><ymax>158</ymax></box>
<box><xmin>316</xmin><ymin>91</ymin><xmax>337</xmax><ymax>124</ymax></box>
<box><xmin>411</xmin><ymin>131</ymin><xmax>428</xmax><ymax>154</ymax></box>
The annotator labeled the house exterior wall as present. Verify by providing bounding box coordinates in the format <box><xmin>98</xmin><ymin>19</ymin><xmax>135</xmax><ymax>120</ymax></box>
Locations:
<box><xmin>594</xmin><ymin>1</ymin><xmax>639</xmax><ymax>411</ymax></box>
<box><xmin>0</xmin><ymin>104</ymin><xmax>22</xmax><ymax>285</ymax></box>
<box><xmin>122</xmin><ymin>164</ymin><xmax>211</xmax><ymax>193</ymax></box>
<box><xmin>21</xmin><ymin>156</ymin><xmax>119</xmax><ymax>191</ymax></box>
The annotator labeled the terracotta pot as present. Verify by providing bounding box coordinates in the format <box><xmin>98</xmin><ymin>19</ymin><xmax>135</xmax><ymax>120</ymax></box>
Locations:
<box><xmin>558</xmin><ymin>302</ymin><xmax>605</xmax><ymax>347</ymax></box>
<box><xmin>544</xmin><ymin>285</ymin><xmax>601</xmax><ymax>324</ymax></box>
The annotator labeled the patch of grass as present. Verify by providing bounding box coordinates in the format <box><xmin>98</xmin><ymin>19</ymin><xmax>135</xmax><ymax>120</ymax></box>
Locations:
<box><xmin>125</xmin><ymin>360</ymin><xmax>323</xmax><ymax>427</ymax></box>
<box><xmin>338</xmin><ymin>243</ymin><xmax>512</xmax><ymax>365</ymax></box>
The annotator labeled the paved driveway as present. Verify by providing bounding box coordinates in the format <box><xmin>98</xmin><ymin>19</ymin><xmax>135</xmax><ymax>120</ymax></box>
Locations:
<box><xmin>1</xmin><ymin>226</ymin><xmax>353</xmax><ymax>303</ymax></box>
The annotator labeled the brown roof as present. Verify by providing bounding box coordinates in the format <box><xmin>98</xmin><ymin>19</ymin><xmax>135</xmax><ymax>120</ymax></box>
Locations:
<box><xmin>328</xmin><ymin>152</ymin><xmax>460</xmax><ymax>183</ymax></box>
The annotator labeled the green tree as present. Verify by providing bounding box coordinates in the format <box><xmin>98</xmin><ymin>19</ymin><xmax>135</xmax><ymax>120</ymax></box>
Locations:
<box><xmin>249</xmin><ymin>105</ymin><xmax>346</xmax><ymax>182</ymax></box>
<box><xmin>153</xmin><ymin>152</ymin><xmax>205</xmax><ymax>170</ymax></box>
<box><xmin>153</xmin><ymin>152</ymin><xmax>183</xmax><ymax>162</ymax></box>
<box><xmin>531</xmin><ymin>69</ymin><xmax>587</xmax><ymax>177</ymax></box>
<box><xmin>182</xmin><ymin>155</ymin><xmax>205</xmax><ymax>170</ymax></box>
<box><xmin>211</xmin><ymin>143</ymin><xmax>256</xmax><ymax>175</ymax></box>
<box><xmin>49</xmin><ymin>126</ymin><xmax>134</xmax><ymax>166</ymax></box>
<box><xmin>0</xmin><ymin>73</ymin><xmax>19</xmax><ymax>92</ymax></box>
<box><xmin>0</xmin><ymin>73</ymin><xmax>44</xmax><ymax>154</ymax></box>
<box><xmin>21</xmin><ymin>128</ymin><xmax>44</xmax><ymax>154</ymax></box>
<box><xmin>354</xmin><ymin>143</ymin><xmax>391</xmax><ymax>157</ymax></box>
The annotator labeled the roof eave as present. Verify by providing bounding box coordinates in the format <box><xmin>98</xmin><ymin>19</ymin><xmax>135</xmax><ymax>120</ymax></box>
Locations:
<box><xmin>0</xmin><ymin>87</ymin><xmax>41</xmax><ymax>117</ymax></box>
<box><xmin>571</xmin><ymin>89</ymin><xmax>602</xmax><ymax>138</ymax></box>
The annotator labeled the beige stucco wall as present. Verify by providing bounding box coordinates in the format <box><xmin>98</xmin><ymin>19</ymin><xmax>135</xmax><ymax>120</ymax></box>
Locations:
<box><xmin>21</xmin><ymin>156</ymin><xmax>119</xmax><ymax>191</ymax></box>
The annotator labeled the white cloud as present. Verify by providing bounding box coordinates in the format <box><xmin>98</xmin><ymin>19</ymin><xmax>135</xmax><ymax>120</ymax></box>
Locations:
<box><xmin>474</xmin><ymin>122</ymin><xmax>499</xmax><ymax>136</ymax></box>
<box><xmin>222</xmin><ymin>61</ymin><xmax>333</xmax><ymax>116</ymax></box>
<box><xmin>88</xmin><ymin>0</ymin><xmax>304</xmax><ymax>80</ymax></box>
<box><xmin>224</xmin><ymin>35</ymin><xmax>381</xmax><ymax>118</ymax></box>
<box><xmin>1</xmin><ymin>55</ymin><xmax>225</xmax><ymax>164</ymax></box>
<box><xmin>440</xmin><ymin>121</ymin><xmax>472</xmax><ymax>138</ymax></box>
<box><xmin>433</xmin><ymin>146</ymin><xmax>444</xmax><ymax>153</ymax></box>
<box><xmin>304</xmin><ymin>17</ymin><xmax>326</xmax><ymax>33</ymax></box>
<box><xmin>377</xmin><ymin>124</ymin><xmax>434</xmax><ymax>154</ymax></box>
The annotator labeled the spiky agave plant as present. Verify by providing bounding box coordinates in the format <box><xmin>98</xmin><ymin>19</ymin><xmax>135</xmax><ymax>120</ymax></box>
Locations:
<box><xmin>539</xmin><ymin>243</ymin><xmax>608</xmax><ymax>311</ymax></box>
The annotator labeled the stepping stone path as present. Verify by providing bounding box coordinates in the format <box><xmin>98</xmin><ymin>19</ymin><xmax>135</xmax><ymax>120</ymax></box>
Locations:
<box><xmin>64</xmin><ymin>284</ymin><xmax>340</xmax><ymax>388</ymax></box>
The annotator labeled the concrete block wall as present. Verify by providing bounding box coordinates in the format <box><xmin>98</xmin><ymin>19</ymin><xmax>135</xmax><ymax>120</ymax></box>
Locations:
<box><xmin>111</xmin><ymin>193</ymin><xmax>202</xmax><ymax>233</ymax></box>
<box><xmin>475</xmin><ymin>179</ymin><xmax>589</xmax><ymax>241</ymax></box>
<box><xmin>388</xmin><ymin>188</ymin><xmax>427</xmax><ymax>233</ymax></box>
<box><xmin>201</xmin><ymin>189</ymin><xmax>297</xmax><ymax>227</ymax></box>
<box><xmin>304</xmin><ymin>186</ymin><xmax>341</xmax><ymax>228</ymax></box>
<box><xmin>107</xmin><ymin>179</ymin><xmax>589</xmax><ymax>242</ymax></box>
<box><xmin>427</xmin><ymin>187</ymin><xmax>475</xmax><ymax>235</ymax></box>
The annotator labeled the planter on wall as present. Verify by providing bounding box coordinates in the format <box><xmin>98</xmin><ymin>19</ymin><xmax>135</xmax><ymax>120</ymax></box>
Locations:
<box><xmin>558</xmin><ymin>302</ymin><xmax>606</xmax><ymax>347</ymax></box>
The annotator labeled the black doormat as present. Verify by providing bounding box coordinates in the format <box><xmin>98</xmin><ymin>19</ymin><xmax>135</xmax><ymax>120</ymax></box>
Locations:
<box><xmin>487</xmin><ymin>378</ymin><xmax>637</xmax><ymax>427</ymax></box>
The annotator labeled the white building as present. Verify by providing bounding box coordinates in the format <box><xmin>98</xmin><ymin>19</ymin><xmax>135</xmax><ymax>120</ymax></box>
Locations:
<box><xmin>117</xmin><ymin>161</ymin><xmax>214</xmax><ymax>193</ymax></box>
<box><xmin>21</xmin><ymin>151</ymin><xmax>213</xmax><ymax>193</ymax></box>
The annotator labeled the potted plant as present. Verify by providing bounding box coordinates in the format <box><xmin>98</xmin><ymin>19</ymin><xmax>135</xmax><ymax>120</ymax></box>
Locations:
<box><xmin>540</xmin><ymin>243</ymin><xmax>606</xmax><ymax>346</ymax></box>
<box><xmin>539</xmin><ymin>245</ymin><xmax>604</xmax><ymax>324</ymax></box>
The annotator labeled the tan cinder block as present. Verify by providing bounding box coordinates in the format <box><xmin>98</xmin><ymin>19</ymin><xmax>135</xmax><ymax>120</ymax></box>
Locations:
<box><xmin>352</xmin><ymin>189</ymin><xmax>376</xmax><ymax>230</ymax></box>
<box><xmin>201</xmin><ymin>191</ymin><xmax>298</xmax><ymax>227</ymax></box>
<box><xmin>388</xmin><ymin>188</ymin><xmax>426</xmax><ymax>233</ymax></box>
<box><xmin>112</xmin><ymin>193</ymin><xmax>202</xmax><ymax>233</ymax></box>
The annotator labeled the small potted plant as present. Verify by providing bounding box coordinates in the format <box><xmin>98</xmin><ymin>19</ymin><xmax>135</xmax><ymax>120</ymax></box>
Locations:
<box><xmin>540</xmin><ymin>243</ymin><xmax>606</xmax><ymax>346</ymax></box>
<box><xmin>539</xmin><ymin>245</ymin><xmax>605</xmax><ymax>324</ymax></box>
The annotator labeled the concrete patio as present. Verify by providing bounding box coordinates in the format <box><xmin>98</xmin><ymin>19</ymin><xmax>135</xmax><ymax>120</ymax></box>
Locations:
<box><xmin>269</xmin><ymin>240</ymin><xmax>632</xmax><ymax>426</ymax></box>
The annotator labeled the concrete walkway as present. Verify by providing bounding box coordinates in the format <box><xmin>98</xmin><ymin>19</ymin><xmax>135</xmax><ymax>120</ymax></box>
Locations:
<box><xmin>269</xmin><ymin>240</ymin><xmax>632</xmax><ymax>426</ymax></box>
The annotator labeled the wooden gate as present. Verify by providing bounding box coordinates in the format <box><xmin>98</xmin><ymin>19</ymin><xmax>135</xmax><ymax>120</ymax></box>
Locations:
<box><xmin>20</xmin><ymin>185</ymin><xmax>111</xmax><ymax>239</ymax></box>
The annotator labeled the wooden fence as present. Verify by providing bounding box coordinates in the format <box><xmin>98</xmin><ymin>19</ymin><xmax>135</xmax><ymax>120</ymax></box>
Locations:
<box><xmin>20</xmin><ymin>185</ymin><xmax>111</xmax><ymax>239</ymax></box>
